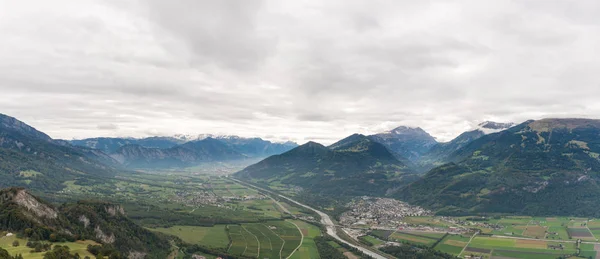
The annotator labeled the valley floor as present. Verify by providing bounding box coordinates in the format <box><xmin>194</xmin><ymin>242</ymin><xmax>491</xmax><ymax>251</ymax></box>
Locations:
<box><xmin>20</xmin><ymin>168</ymin><xmax>600</xmax><ymax>259</ymax></box>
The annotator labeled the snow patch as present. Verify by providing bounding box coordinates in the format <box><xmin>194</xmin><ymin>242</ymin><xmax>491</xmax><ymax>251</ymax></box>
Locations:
<box><xmin>476</xmin><ymin>121</ymin><xmax>515</xmax><ymax>135</ymax></box>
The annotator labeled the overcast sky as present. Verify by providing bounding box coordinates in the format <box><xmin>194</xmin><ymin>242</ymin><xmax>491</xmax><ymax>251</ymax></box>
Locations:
<box><xmin>1</xmin><ymin>0</ymin><xmax>599</xmax><ymax>144</ymax></box>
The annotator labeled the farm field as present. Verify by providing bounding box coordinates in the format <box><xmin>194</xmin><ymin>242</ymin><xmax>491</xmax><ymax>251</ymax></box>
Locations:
<box><xmin>434</xmin><ymin>234</ymin><xmax>471</xmax><ymax>255</ymax></box>
<box><xmin>568</xmin><ymin>227</ymin><xmax>595</xmax><ymax>240</ymax></box>
<box><xmin>359</xmin><ymin>235</ymin><xmax>386</xmax><ymax>246</ymax></box>
<box><xmin>399</xmin><ymin>231</ymin><xmax>446</xmax><ymax>239</ymax></box>
<box><xmin>288</xmin><ymin>220</ymin><xmax>321</xmax><ymax>259</ymax></box>
<box><xmin>239</xmin><ymin>199</ymin><xmax>284</xmax><ymax>218</ymax></box>
<box><xmin>369</xmin><ymin>230</ymin><xmax>394</xmax><ymax>240</ymax></box>
<box><xmin>226</xmin><ymin>220</ymin><xmax>304</xmax><ymax>259</ymax></box>
<box><xmin>461</xmin><ymin>236</ymin><xmax>587</xmax><ymax>259</ymax></box>
<box><xmin>150</xmin><ymin>225</ymin><xmax>229</xmax><ymax>248</ymax></box>
<box><xmin>388</xmin><ymin>231</ymin><xmax>439</xmax><ymax>245</ymax></box>
<box><xmin>402</xmin><ymin>216</ymin><xmax>452</xmax><ymax>228</ymax></box>
<box><xmin>366</xmin><ymin>215</ymin><xmax>600</xmax><ymax>258</ymax></box>
<box><xmin>0</xmin><ymin>235</ymin><xmax>98</xmax><ymax>259</ymax></box>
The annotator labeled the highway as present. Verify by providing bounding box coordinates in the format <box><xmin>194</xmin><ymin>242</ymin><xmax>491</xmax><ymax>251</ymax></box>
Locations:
<box><xmin>229</xmin><ymin>178</ymin><xmax>387</xmax><ymax>259</ymax></box>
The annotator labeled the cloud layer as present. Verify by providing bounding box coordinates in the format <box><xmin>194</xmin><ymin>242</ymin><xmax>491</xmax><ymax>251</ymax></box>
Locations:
<box><xmin>1</xmin><ymin>0</ymin><xmax>599</xmax><ymax>144</ymax></box>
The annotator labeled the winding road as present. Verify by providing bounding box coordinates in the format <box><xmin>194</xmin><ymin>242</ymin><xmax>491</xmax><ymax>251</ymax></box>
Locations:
<box><xmin>229</xmin><ymin>177</ymin><xmax>387</xmax><ymax>259</ymax></box>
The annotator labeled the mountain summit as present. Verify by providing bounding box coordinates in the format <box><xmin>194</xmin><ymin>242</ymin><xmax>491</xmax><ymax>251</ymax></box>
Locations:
<box><xmin>369</xmin><ymin>126</ymin><xmax>438</xmax><ymax>161</ymax></box>
<box><xmin>477</xmin><ymin>121</ymin><xmax>515</xmax><ymax>134</ymax></box>
<box><xmin>235</xmin><ymin>135</ymin><xmax>417</xmax><ymax>197</ymax></box>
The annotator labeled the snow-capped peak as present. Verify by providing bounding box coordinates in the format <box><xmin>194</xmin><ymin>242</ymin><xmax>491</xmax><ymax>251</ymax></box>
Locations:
<box><xmin>172</xmin><ymin>134</ymin><xmax>239</xmax><ymax>141</ymax></box>
<box><xmin>476</xmin><ymin>121</ymin><xmax>515</xmax><ymax>135</ymax></box>
<box><xmin>388</xmin><ymin>126</ymin><xmax>423</xmax><ymax>135</ymax></box>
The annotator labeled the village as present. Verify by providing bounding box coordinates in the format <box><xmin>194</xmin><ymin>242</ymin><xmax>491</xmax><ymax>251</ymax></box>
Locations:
<box><xmin>339</xmin><ymin>196</ymin><xmax>433</xmax><ymax>229</ymax></box>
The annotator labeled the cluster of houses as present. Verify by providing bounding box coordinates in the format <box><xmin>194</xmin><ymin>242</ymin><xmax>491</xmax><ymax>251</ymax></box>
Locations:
<box><xmin>339</xmin><ymin>197</ymin><xmax>432</xmax><ymax>228</ymax></box>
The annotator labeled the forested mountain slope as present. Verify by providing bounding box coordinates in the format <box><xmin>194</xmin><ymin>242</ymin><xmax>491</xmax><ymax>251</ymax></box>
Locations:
<box><xmin>0</xmin><ymin>114</ymin><xmax>120</xmax><ymax>192</ymax></box>
<box><xmin>236</xmin><ymin>135</ymin><xmax>418</xmax><ymax>197</ymax></box>
<box><xmin>398</xmin><ymin>118</ymin><xmax>600</xmax><ymax>216</ymax></box>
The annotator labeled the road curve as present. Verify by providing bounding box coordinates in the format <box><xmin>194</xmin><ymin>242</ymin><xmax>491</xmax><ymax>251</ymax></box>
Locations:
<box><xmin>229</xmin><ymin>177</ymin><xmax>387</xmax><ymax>259</ymax></box>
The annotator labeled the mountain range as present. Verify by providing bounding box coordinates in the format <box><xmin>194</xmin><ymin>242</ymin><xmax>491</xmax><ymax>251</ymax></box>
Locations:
<box><xmin>69</xmin><ymin>135</ymin><xmax>298</xmax><ymax>168</ymax></box>
<box><xmin>6</xmin><ymin>111</ymin><xmax>600</xmax><ymax>217</ymax></box>
<box><xmin>233</xmin><ymin>118</ymin><xmax>600</xmax><ymax>217</ymax></box>
<box><xmin>0</xmin><ymin>113</ymin><xmax>297</xmax><ymax>192</ymax></box>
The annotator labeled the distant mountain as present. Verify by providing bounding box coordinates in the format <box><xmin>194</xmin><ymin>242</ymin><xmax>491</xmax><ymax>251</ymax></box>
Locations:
<box><xmin>235</xmin><ymin>135</ymin><xmax>418</xmax><ymax>197</ymax></box>
<box><xmin>69</xmin><ymin>137</ymin><xmax>184</xmax><ymax>153</ymax></box>
<box><xmin>111</xmin><ymin>138</ymin><xmax>246</xmax><ymax>168</ymax></box>
<box><xmin>477</xmin><ymin>121</ymin><xmax>515</xmax><ymax>133</ymax></box>
<box><xmin>418</xmin><ymin>121</ymin><xmax>514</xmax><ymax>171</ymax></box>
<box><xmin>109</xmin><ymin>136</ymin><xmax>297</xmax><ymax>168</ymax></box>
<box><xmin>370</xmin><ymin>126</ymin><xmax>438</xmax><ymax>161</ymax></box>
<box><xmin>0</xmin><ymin>187</ymin><xmax>171</xmax><ymax>258</ymax></box>
<box><xmin>70</xmin><ymin>135</ymin><xmax>298</xmax><ymax>168</ymax></box>
<box><xmin>398</xmin><ymin>118</ymin><xmax>600</xmax><ymax>217</ymax></box>
<box><xmin>0</xmin><ymin>113</ymin><xmax>120</xmax><ymax>192</ymax></box>
<box><xmin>218</xmin><ymin>136</ymin><xmax>298</xmax><ymax>158</ymax></box>
<box><xmin>172</xmin><ymin>133</ymin><xmax>238</xmax><ymax>142</ymax></box>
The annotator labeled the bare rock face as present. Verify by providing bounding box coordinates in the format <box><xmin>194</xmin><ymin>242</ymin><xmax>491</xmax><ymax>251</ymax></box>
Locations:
<box><xmin>13</xmin><ymin>190</ymin><xmax>58</xmax><ymax>219</ymax></box>
<box><xmin>79</xmin><ymin>215</ymin><xmax>90</xmax><ymax>228</ymax></box>
<box><xmin>94</xmin><ymin>226</ymin><xmax>116</xmax><ymax>244</ymax></box>
<box><xmin>105</xmin><ymin>205</ymin><xmax>126</xmax><ymax>217</ymax></box>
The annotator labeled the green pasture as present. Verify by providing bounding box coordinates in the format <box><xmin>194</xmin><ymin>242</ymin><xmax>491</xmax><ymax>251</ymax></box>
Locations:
<box><xmin>150</xmin><ymin>225</ymin><xmax>229</xmax><ymax>248</ymax></box>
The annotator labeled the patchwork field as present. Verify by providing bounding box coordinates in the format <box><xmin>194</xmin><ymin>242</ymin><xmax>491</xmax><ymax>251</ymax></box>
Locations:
<box><xmin>523</xmin><ymin>226</ymin><xmax>548</xmax><ymax>238</ymax></box>
<box><xmin>402</xmin><ymin>216</ymin><xmax>451</xmax><ymax>228</ymax></box>
<box><xmin>399</xmin><ymin>231</ymin><xmax>446</xmax><ymax>239</ymax></box>
<box><xmin>434</xmin><ymin>234</ymin><xmax>471</xmax><ymax>255</ymax></box>
<box><xmin>568</xmin><ymin>227</ymin><xmax>594</xmax><ymax>240</ymax></box>
<box><xmin>460</xmin><ymin>236</ymin><xmax>585</xmax><ymax>259</ymax></box>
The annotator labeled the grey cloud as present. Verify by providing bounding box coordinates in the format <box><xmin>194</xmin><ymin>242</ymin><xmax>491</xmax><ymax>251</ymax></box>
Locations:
<box><xmin>97</xmin><ymin>123</ymin><xmax>119</xmax><ymax>130</ymax></box>
<box><xmin>143</xmin><ymin>0</ymin><xmax>274</xmax><ymax>71</ymax></box>
<box><xmin>0</xmin><ymin>0</ymin><xmax>599</xmax><ymax>144</ymax></box>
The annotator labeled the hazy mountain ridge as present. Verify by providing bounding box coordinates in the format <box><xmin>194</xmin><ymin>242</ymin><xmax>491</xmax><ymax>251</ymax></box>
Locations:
<box><xmin>70</xmin><ymin>135</ymin><xmax>298</xmax><ymax>168</ymax></box>
<box><xmin>69</xmin><ymin>137</ymin><xmax>184</xmax><ymax>154</ymax></box>
<box><xmin>110</xmin><ymin>137</ymin><xmax>297</xmax><ymax>169</ymax></box>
